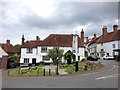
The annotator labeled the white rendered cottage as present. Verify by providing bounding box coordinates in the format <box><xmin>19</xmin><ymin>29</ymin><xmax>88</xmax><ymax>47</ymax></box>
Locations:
<box><xmin>87</xmin><ymin>25</ymin><xmax>120</xmax><ymax>58</ymax></box>
<box><xmin>20</xmin><ymin>31</ymin><xmax>85</xmax><ymax>65</ymax></box>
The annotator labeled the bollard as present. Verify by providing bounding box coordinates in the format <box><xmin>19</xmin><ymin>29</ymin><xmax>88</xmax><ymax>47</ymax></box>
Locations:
<box><xmin>84</xmin><ymin>65</ymin><xmax>88</xmax><ymax>70</ymax></box>
<box><xmin>7</xmin><ymin>70</ymin><xmax>9</xmax><ymax>76</ymax></box>
<box><xmin>49</xmin><ymin>69</ymin><xmax>51</xmax><ymax>76</ymax></box>
<box><xmin>37</xmin><ymin>68</ymin><xmax>39</xmax><ymax>75</ymax></box>
<box><xmin>43</xmin><ymin>69</ymin><xmax>45</xmax><ymax>76</ymax></box>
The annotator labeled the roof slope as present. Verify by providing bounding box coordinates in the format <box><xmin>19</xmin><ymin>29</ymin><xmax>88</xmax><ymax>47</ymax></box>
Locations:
<box><xmin>38</xmin><ymin>34</ymin><xmax>84</xmax><ymax>47</ymax></box>
<box><xmin>0</xmin><ymin>44</ymin><xmax>20</xmax><ymax>53</ymax></box>
<box><xmin>21</xmin><ymin>40</ymin><xmax>42</xmax><ymax>48</ymax></box>
<box><xmin>97</xmin><ymin>30</ymin><xmax>120</xmax><ymax>43</ymax></box>
<box><xmin>22</xmin><ymin>34</ymin><xmax>84</xmax><ymax>48</ymax></box>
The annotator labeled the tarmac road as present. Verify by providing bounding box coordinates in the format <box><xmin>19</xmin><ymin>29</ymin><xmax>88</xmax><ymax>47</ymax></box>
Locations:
<box><xmin>2</xmin><ymin>59</ymin><xmax>119</xmax><ymax>88</ymax></box>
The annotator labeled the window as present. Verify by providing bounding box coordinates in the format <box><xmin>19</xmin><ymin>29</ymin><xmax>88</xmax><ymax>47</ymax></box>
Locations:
<box><xmin>101</xmin><ymin>43</ymin><xmax>103</xmax><ymax>46</ymax></box>
<box><xmin>78</xmin><ymin>56</ymin><xmax>80</xmax><ymax>60</ymax></box>
<box><xmin>41</xmin><ymin>47</ymin><xmax>47</xmax><ymax>53</ymax></box>
<box><xmin>113</xmin><ymin>44</ymin><xmax>115</xmax><ymax>48</ymax></box>
<box><xmin>24</xmin><ymin>58</ymin><xmax>29</xmax><ymax>63</ymax></box>
<box><xmin>101</xmin><ymin>49</ymin><xmax>104</xmax><ymax>51</ymax></box>
<box><xmin>26</xmin><ymin>48</ymin><xmax>33</xmax><ymax>53</ymax></box>
<box><xmin>42</xmin><ymin>56</ymin><xmax>50</xmax><ymax>61</ymax></box>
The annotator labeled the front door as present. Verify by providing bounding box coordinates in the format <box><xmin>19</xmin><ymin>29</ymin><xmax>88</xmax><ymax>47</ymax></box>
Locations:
<box><xmin>32</xmin><ymin>58</ymin><xmax>36</xmax><ymax>65</ymax></box>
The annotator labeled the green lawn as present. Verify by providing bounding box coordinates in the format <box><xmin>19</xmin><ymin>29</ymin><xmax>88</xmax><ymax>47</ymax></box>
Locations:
<box><xmin>10</xmin><ymin>67</ymin><xmax>54</xmax><ymax>77</ymax></box>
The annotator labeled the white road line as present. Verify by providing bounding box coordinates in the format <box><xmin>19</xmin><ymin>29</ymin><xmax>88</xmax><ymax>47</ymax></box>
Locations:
<box><xmin>75</xmin><ymin>65</ymin><xmax>117</xmax><ymax>77</ymax></box>
<box><xmin>96</xmin><ymin>74</ymin><xmax>118</xmax><ymax>80</ymax></box>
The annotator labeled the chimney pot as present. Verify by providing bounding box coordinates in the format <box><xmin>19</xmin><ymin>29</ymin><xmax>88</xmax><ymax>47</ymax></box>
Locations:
<box><xmin>113</xmin><ymin>25</ymin><xmax>118</xmax><ymax>32</ymax></box>
<box><xmin>21</xmin><ymin>34</ymin><xmax>25</xmax><ymax>45</ymax></box>
<box><xmin>102</xmin><ymin>25</ymin><xmax>108</xmax><ymax>37</ymax></box>
<box><xmin>36</xmin><ymin>36</ymin><xmax>40</xmax><ymax>41</ymax></box>
<box><xmin>6</xmin><ymin>40</ymin><xmax>10</xmax><ymax>44</ymax></box>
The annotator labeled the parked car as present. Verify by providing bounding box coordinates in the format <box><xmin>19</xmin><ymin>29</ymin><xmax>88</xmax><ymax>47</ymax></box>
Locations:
<box><xmin>7</xmin><ymin>60</ymin><xmax>16</xmax><ymax>68</ymax></box>
<box><xmin>87</xmin><ymin>55</ymin><xmax>99</xmax><ymax>61</ymax></box>
<box><xmin>103</xmin><ymin>55</ymin><xmax>114</xmax><ymax>60</ymax></box>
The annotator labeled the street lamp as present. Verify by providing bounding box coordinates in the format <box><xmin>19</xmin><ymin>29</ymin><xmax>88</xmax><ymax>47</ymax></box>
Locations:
<box><xmin>56</xmin><ymin>47</ymin><xmax>59</xmax><ymax>75</ymax></box>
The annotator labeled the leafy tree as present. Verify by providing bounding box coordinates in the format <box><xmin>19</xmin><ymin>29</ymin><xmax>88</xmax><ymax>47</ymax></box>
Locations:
<box><xmin>47</xmin><ymin>48</ymin><xmax>64</xmax><ymax>64</ymax></box>
<box><xmin>64</xmin><ymin>50</ymin><xmax>76</xmax><ymax>64</ymax></box>
<box><xmin>14</xmin><ymin>44</ymin><xmax>21</xmax><ymax>48</ymax></box>
<box><xmin>8</xmin><ymin>55</ymin><xmax>20</xmax><ymax>62</ymax></box>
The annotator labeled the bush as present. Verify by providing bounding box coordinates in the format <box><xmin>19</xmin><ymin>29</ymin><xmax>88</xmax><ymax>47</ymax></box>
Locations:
<box><xmin>39</xmin><ymin>61</ymin><xmax>45</xmax><ymax>66</ymax></box>
<box><xmin>81</xmin><ymin>58</ymin><xmax>87</xmax><ymax>62</ymax></box>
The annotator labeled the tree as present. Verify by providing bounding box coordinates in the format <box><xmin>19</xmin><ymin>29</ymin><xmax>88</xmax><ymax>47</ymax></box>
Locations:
<box><xmin>47</xmin><ymin>48</ymin><xmax>64</xmax><ymax>64</ymax></box>
<box><xmin>64</xmin><ymin>50</ymin><xmax>76</xmax><ymax>64</ymax></box>
<box><xmin>8</xmin><ymin>55</ymin><xmax>20</xmax><ymax>62</ymax></box>
<box><xmin>14</xmin><ymin>44</ymin><xmax>21</xmax><ymax>48</ymax></box>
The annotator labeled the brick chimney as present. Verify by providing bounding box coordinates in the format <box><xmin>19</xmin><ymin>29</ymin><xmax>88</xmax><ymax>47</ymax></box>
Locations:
<box><xmin>94</xmin><ymin>33</ymin><xmax>96</xmax><ymax>38</ymax></box>
<box><xmin>36</xmin><ymin>36</ymin><xmax>40</xmax><ymax>41</ymax></box>
<box><xmin>86</xmin><ymin>37</ymin><xmax>89</xmax><ymax>44</ymax></box>
<box><xmin>113</xmin><ymin>25</ymin><xmax>118</xmax><ymax>32</ymax></box>
<box><xmin>21</xmin><ymin>34</ymin><xmax>25</xmax><ymax>45</ymax></box>
<box><xmin>81</xmin><ymin>29</ymin><xmax>84</xmax><ymax>44</ymax></box>
<box><xmin>6</xmin><ymin>40</ymin><xmax>10</xmax><ymax>44</ymax></box>
<box><xmin>102</xmin><ymin>25</ymin><xmax>108</xmax><ymax>37</ymax></box>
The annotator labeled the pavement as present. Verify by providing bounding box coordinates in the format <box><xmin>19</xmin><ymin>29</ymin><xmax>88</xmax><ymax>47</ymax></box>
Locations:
<box><xmin>2</xmin><ymin>59</ymin><xmax>119</xmax><ymax>88</ymax></box>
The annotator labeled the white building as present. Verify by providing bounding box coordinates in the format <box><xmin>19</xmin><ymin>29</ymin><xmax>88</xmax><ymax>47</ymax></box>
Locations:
<box><xmin>20</xmin><ymin>31</ymin><xmax>85</xmax><ymax>65</ymax></box>
<box><xmin>88</xmin><ymin>25</ymin><xmax>120</xmax><ymax>58</ymax></box>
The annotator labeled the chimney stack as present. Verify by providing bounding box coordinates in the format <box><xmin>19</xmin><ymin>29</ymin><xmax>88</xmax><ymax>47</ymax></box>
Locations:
<box><xmin>94</xmin><ymin>33</ymin><xmax>96</xmax><ymax>38</ymax></box>
<box><xmin>113</xmin><ymin>25</ymin><xmax>118</xmax><ymax>32</ymax></box>
<box><xmin>102</xmin><ymin>25</ymin><xmax>108</xmax><ymax>37</ymax></box>
<box><xmin>6</xmin><ymin>40</ymin><xmax>10</xmax><ymax>44</ymax></box>
<box><xmin>21</xmin><ymin>34</ymin><xmax>25</xmax><ymax>45</ymax></box>
<box><xmin>86</xmin><ymin>37</ymin><xmax>89</xmax><ymax>44</ymax></box>
<box><xmin>81</xmin><ymin>29</ymin><xmax>84</xmax><ymax>44</ymax></box>
<box><xmin>36</xmin><ymin>36</ymin><xmax>40</xmax><ymax>41</ymax></box>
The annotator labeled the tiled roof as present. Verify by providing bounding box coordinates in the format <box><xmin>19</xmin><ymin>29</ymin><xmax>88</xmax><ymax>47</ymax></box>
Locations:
<box><xmin>21</xmin><ymin>40</ymin><xmax>42</xmax><ymax>48</ymax></box>
<box><xmin>39</xmin><ymin>34</ymin><xmax>84</xmax><ymax>47</ymax></box>
<box><xmin>88</xmin><ymin>30</ymin><xmax>120</xmax><ymax>45</ymax></box>
<box><xmin>22</xmin><ymin>34</ymin><xmax>84</xmax><ymax>48</ymax></box>
<box><xmin>97</xmin><ymin>30</ymin><xmax>120</xmax><ymax>43</ymax></box>
<box><xmin>0</xmin><ymin>43</ymin><xmax>20</xmax><ymax>54</ymax></box>
<box><xmin>88</xmin><ymin>36</ymin><xmax>101</xmax><ymax>46</ymax></box>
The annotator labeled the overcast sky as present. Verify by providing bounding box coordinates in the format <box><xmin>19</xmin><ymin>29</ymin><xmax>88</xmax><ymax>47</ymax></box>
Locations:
<box><xmin>0</xmin><ymin>0</ymin><xmax>119</xmax><ymax>45</ymax></box>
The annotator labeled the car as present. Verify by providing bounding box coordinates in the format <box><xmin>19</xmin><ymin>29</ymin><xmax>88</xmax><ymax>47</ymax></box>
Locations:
<box><xmin>103</xmin><ymin>55</ymin><xmax>114</xmax><ymax>60</ymax></box>
<box><xmin>87</xmin><ymin>55</ymin><xmax>99</xmax><ymax>61</ymax></box>
<box><xmin>7</xmin><ymin>60</ymin><xmax>16</xmax><ymax>68</ymax></box>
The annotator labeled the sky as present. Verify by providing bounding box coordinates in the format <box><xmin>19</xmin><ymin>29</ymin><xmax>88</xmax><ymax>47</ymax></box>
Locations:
<box><xmin>0</xmin><ymin>0</ymin><xmax>119</xmax><ymax>45</ymax></box>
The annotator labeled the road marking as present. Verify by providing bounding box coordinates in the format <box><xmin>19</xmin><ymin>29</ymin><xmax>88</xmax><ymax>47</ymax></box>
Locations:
<box><xmin>96</xmin><ymin>74</ymin><xmax>118</xmax><ymax>80</ymax></box>
<box><xmin>75</xmin><ymin>65</ymin><xmax>117</xmax><ymax>77</ymax></box>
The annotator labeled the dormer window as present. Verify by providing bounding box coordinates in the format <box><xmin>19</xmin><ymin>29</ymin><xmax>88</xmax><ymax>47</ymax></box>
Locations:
<box><xmin>26</xmin><ymin>48</ymin><xmax>33</xmax><ymax>53</ymax></box>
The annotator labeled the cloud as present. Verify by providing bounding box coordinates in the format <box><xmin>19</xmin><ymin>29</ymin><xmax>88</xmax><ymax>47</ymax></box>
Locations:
<box><xmin>0</xmin><ymin>1</ymin><xmax>118</xmax><ymax>45</ymax></box>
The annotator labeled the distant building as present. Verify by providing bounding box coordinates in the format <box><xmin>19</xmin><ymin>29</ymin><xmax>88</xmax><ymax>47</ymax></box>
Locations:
<box><xmin>0</xmin><ymin>40</ymin><xmax>20</xmax><ymax>56</ymax></box>
<box><xmin>20</xmin><ymin>30</ymin><xmax>85</xmax><ymax>65</ymax></box>
<box><xmin>88</xmin><ymin>25</ymin><xmax>120</xmax><ymax>58</ymax></box>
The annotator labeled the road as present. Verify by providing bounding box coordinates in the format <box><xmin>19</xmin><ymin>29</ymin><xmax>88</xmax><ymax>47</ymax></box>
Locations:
<box><xmin>2</xmin><ymin>60</ymin><xmax>119</xmax><ymax>88</ymax></box>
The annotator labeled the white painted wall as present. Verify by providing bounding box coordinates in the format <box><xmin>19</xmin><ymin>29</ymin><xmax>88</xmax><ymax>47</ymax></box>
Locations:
<box><xmin>97</xmin><ymin>40</ymin><xmax>119</xmax><ymax>57</ymax></box>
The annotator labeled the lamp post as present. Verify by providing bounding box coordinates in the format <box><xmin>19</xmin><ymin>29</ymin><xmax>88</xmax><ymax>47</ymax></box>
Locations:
<box><xmin>56</xmin><ymin>47</ymin><xmax>59</xmax><ymax>75</ymax></box>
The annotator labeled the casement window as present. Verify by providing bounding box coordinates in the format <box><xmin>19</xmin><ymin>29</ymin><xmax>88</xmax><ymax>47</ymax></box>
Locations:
<box><xmin>101</xmin><ymin>43</ymin><xmax>103</xmax><ymax>46</ymax></box>
<box><xmin>78</xmin><ymin>56</ymin><xmax>80</xmax><ymax>60</ymax></box>
<box><xmin>41</xmin><ymin>47</ymin><xmax>47</xmax><ymax>53</ymax></box>
<box><xmin>24</xmin><ymin>58</ymin><xmax>29</xmax><ymax>63</ymax></box>
<box><xmin>113</xmin><ymin>44</ymin><xmax>115</xmax><ymax>48</ymax></box>
<box><xmin>42</xmin><ymin>56</ymin><xmax>50</xmax><ymax>61</ymax></box>
<box><xmin>26</xmin><ymin>48</ymin><xmax>33</xmax><ymax>53</ymax></box>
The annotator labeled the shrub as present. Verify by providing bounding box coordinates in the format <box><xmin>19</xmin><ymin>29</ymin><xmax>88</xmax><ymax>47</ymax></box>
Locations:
<box><xmin>81</xmin><ymin>58</ymin><xmax>87</xmax><ymax>62</ymax></box>
<box><xmin>39</xmin><ymin>61</ymin><xmax>45</xmax><ymax>66</ymax></box>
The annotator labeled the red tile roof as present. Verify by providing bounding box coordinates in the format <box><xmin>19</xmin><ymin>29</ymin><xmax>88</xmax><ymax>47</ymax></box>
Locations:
<box><xmin>21</xmin><ymin>40</ymin><xmax>42</xmax><ymax>48</ymax></box>
<box><xmin>97</xmin><ymin>30</ymin><xmax>120</xmax><ymax>43</ymax></box>
<box><xmin>88</xmin><ymin>30</ymin><xmax>120</xmax><ymax>45</ymax></box>
<box><xmin>39</xmin><ymin>34</ymin><xmax>84</xmax><ymax>47</ymax></box>
<box><xmin>0</xmin><ymin>43</ymin><xmax>20</xmax><ymax>55</ymax></box>
<box><xmin>21</xmin><ymin>34</ymin><xmax>84</xmax><ymax>48</ymax></box>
